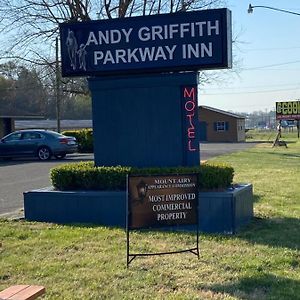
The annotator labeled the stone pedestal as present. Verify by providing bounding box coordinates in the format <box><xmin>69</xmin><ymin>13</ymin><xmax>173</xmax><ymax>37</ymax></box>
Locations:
<box><xmin>24</xmin><ymin>184</ymin><xmax>253</xmax><ymax>234</ymax></box>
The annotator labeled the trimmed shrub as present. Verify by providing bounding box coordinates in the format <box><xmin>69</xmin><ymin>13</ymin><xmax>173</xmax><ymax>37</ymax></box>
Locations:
<box><xmin>50</xmin><ymin>162</ymin><xmax>234</xmax><ymax>191</ymax></box>
<box><xmin>62</xmin><ymin>129</ymin><xmax>93</xmax><ymax>153</ymax></box>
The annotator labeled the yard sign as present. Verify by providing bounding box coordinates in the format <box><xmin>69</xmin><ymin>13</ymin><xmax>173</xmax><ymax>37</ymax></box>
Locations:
<box><xmin>127</xmin><ymin>173</ymin><xmax>199</xmax><ymax>266</ymax></box>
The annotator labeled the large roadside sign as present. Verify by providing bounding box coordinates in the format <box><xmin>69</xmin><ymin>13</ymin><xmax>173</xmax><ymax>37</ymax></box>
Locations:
<box><xmin>59</xmin><ymin>9</ymin><xmax>232</xmax><ymax>77</ymax></box>
<box><xmin>276</xmin><ymin>101</ymin><xmax>300</xmax><ymax>120</ymax></box>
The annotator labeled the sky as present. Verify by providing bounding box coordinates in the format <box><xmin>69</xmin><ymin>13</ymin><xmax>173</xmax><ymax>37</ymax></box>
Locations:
<box><xmin>199</xmin><ymin>0</ymin><xmax>300</xmax><ymax>113</ymax></box>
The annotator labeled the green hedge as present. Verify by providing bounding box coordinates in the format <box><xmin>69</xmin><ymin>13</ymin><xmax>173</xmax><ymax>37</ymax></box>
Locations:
<box><xmin>50</xmin><ymin>162</ymin><xmax>234</xmax><ymax>191</ymax></box>
<box><xmin>62</xmin><ymin>129</ymin><xmax>93</xmax><ymax>153</ymax></box>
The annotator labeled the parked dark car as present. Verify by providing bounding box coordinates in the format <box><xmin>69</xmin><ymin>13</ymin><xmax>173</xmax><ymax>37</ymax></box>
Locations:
<box><xmin>0</xmin><ymin>129</ymin><xmax>78</xmax><ymax>160</ymax></box>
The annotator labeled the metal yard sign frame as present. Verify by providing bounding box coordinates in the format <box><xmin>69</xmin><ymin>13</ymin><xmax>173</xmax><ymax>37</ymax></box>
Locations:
<box><xmin>126</xmin><ymin>173</ymin><xmax>199</xmax><ymax>267</ymax></box>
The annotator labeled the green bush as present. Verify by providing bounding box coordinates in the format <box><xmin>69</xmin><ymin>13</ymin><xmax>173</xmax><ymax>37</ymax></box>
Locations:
<box><xmin>50</xmin><ymin>162</ymin><xmax>234</xmax><ymax>191</ymax></box>
<box><xmin>62</xmin><ymin>129</ymin><xmax>93</xmax><ymax>153</ymax></box>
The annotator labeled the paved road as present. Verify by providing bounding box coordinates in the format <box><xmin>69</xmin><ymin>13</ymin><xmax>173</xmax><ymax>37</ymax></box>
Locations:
<box><xmin>0</xmin><ymin>143</ymin><xmax>257</xmax><ymax>218</ymax></box>
<box><xmin>0</xmin><ymin>154</ymin><xmax>94</xmax><ymax>218</ymax></box>
<box><xmin>200</xmin><ymin>142</ymin><xmax>257</xmax><ymax>161</ymax></box>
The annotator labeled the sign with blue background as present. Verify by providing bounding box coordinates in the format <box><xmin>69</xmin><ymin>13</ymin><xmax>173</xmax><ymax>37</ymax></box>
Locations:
<box><xmin>60</xmin><ymin>9</ymin><xmax>232</xmax><ymax>77</ymax></box>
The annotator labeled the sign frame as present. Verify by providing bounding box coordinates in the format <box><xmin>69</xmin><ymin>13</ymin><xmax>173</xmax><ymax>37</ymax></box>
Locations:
<box><xmin>126</xmin><ymin>173</ymin><xmax>199</xmax><ymax>267</ymax></box>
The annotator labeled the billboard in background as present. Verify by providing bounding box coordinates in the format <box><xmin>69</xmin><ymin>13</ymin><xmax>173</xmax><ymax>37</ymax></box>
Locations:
<box><xmin>59</xmin><ymin>9</ymin><xmax>232</xmax><ymax>77</ymax></box>
<box><xmin>276</xmin><ymin>101</ymin><xmax>300</xmax><ymax>120</ymax></box>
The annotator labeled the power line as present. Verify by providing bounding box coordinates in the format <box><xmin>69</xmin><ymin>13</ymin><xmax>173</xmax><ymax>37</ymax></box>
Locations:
<box><xmin>199</xmin><ymin>87</ymin><xmax>300</xmax><ymax>96</ymax></box>
<box><xmin>202</xmin><ymin>82</ymin><xmax>300</xmax><ymax>91</ymax></box>
<box><xmin>242</xmin><ymin>60</ymin><xmax>300</xmax><ymax>71</ymax></box>
<box><xmin>199</xmin><ymin>102</ymin><xmax>278</xmax><ymax>111</ymax></box>
<box><xmin>242</xmin><ymin>68</ymin><xmax>300</xmax><ymax>71</ymax></box>
<box><xmin>244</xmin><ymin>46</ymin><xmax>300</xmax><ymax>52</ymax></box>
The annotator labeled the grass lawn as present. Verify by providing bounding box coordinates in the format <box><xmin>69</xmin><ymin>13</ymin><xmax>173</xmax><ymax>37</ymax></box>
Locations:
<box><xmin>0</xmin><ymin>134</ymin><xmax>299</xmax><ymax>299</ymax></box>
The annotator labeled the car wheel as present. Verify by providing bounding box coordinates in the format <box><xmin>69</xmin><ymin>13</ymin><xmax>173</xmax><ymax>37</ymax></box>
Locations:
<box><xmin>37</xmin><ymin>146</ymin><xmax>52</xmax><ymax>160</ymax></box>
<box><xmin>54</xmin><ymin>153</ymin><xmax>66</xmax><ymax>159</ymax></box>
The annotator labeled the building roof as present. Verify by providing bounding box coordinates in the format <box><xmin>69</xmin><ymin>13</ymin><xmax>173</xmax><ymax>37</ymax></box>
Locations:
<box><xmin>0</xmin><ymin>115</ymin><xmax>44</xmax><ymax>119</ymax></box>
<box><xmin>15</xmin><ymin>119</ymin><xmax>92</xmax><ymax>129</ymax></box>
<box><xmin>199</xmin><ymin>105</ymin><xmax>245</xmax><ymax>119</ymax></box>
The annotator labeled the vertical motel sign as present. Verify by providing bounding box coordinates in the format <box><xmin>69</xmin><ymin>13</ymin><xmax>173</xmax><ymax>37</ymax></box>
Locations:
<box><xmin>182</xmin><ymin>86</ymin><xmax>199</xmax><ymax>165</ymax></box>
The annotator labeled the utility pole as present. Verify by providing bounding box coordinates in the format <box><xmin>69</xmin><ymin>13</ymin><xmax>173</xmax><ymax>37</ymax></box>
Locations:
<box><xmin>55</xmin><ymin>36</ymin><xmax>61</xmax><ymax>133</ymax></box>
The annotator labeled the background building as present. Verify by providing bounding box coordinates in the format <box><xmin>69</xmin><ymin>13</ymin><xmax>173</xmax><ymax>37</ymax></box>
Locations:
<box><xmin>198</xmin><ymin>106</ymin><xmax>245</xmax><ymax>142</ymax></box>
<box><xmin>0</xmin><ymin>116</ymin><xmax>14</xmax><ymax>138</ymax></box>
<box><xmin>0</xmin><ymin>115</ymin><xmax>44</xmax><ymax>138</ymax></box>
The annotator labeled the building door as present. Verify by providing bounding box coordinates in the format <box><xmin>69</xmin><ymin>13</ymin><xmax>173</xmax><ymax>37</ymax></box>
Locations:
<box><xmin>199</xmin><ymin>121</ymin><xmax>207</xmax><ymax>141</ymax></box>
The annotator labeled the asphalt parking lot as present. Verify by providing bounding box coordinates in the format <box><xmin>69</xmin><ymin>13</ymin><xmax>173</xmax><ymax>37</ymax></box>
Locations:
<box><xmin>0</xmin><ymin>143</ymin><xmax>257</xmax><ymax>218</ymax></box>
<box><xmin>0</xmin><ymin>153</ymin><xmax>94</xmax><ymax>218</ymax></box>
<box><xmin>200</xmin><ymin>142</ymin><xmax>257</xmax><ymax>161</ymax></box>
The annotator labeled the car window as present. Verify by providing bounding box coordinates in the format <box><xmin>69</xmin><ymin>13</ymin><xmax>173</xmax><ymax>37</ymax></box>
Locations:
<box><xmin>4</xmin><ymin>133</ymin><xmax>22</xmax><ymax>142</ymax></box>
<box><xmin>47</xmin><ymin>131</ymin><xmax>64</xmax><ymax>138</ymax></box>
<box><xmin>22</xmin><ymin>132</ymin><xmax>42</xmax><ymax>140</ymax></box>
<box><xmin>33</xmin><ymin>133</ymin><xmax>42</xmax><ymax>139</ymax></box>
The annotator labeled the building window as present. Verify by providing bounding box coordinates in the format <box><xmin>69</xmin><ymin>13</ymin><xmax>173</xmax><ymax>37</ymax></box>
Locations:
<box><xmin>237</xmin><ymin>120</ymin><xmax>244</xmax><ymax>131</ymax></box>
<box><xmin>214</xmin><ymin>121</ymin><xmax>229</xmax><ymax>132</ymax></box>
<box><xmin>216</xmin><ymin>121</ymin><xmax>225</xmax><ymax>131</ymax></box>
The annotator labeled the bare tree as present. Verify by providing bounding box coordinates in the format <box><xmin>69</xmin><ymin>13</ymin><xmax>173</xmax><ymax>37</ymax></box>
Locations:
<box><xmin>0</xmin><ymin>0</ymin><xmax>235</xmax><ymax>127</ymax></box>
<box><xmin>101</xmin><ymin>0</ymin><xmax>224</xmax><ymax>18</ymax></box>
<box><xmin>0</xmin><ymin>0</ymin><xmax>225</xmax><ymax>65</ymax></box>
<box><xmin>0</xmin><ymin>0</ymin><xmax>228</xmax><ymax>101</ymax></box>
